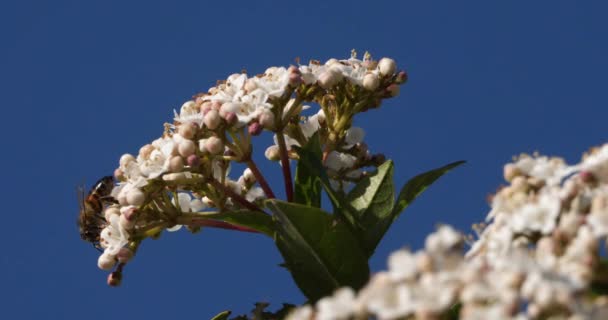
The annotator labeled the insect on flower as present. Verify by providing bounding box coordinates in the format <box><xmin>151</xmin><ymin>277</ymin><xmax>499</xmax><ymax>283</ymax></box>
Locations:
<box><xmin>77</xmin><ymin>176</ymin><xmax>116</xmax><ymax>250</ymax></box>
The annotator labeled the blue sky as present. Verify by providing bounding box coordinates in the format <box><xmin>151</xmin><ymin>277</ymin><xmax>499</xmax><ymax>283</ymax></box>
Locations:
<box><xmin>1</xmin><ymin>1</ymin><xmax>607</xmax><ymax>319</ymax></box>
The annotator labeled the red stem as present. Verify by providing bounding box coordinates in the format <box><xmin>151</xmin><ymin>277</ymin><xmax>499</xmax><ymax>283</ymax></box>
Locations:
<box><xmin>246</xmin><ymin>159</ymin><xmax>275</xmax><ymax>199</ymax></box>
<box><xmin>187</xmin><ymin>219</ymin><xmax>259</xmax><ymax>233</ymax></box>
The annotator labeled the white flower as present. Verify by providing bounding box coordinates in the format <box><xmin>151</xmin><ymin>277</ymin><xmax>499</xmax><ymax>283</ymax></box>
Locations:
<box><xmin>316</xmin><ymin>288</ymin><xmax>357</xmax><ymax>320</ymax></box>
<box><xmin>511</xmin><ymin>191</ymin><xmax>560</xmax><ymax>235</ymax></box>
<box><xmin>99</xmin><ymin>214</ymin><xmax>129</xmax><ymax>257</ymax></box>
<box><xmin>325</xmin><ymin>151</ymin><xmax>357</xmax><ymax>172</ymax></box>
<box><xmin>174</xmin><ymin>100</ymin><xmax>203</xmax><ymax>126</ymax></box>
<box><xmin>387</xmin><ymin>250</ymin><xmax>418</xmax><ymax>282</ymax></box>
<box><xmin>286</xmin><ymin>305</ymin><xmax>313</xmax><ymax>320</ymax></box>
<box><xmin>425</xmin><ymin>225</ymin><xmax>462</xmax><ymax>254</ymax></box>
<box><xmin>253</xmin><ymin>66</ymin><xmax>290</xmax><ymax>97</ymax></box>
<box><xmin>343</xmin><ymin>127</ymin><xmax>365</xmax><ymax>148</ymax></box>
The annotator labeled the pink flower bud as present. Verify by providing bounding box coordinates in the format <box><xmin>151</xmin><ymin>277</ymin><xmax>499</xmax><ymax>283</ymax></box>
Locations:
<box><xmin>396</xmin><ymin>70</ymin><xmax>408</xmax><ymax>84</ymax></box>
<box><xmin>113</xmin><ymin>168</ymin><xmax>125</xmax><ymax>181</ymax></box>
<box><xmin>224</xmin><ymin>112</ymin><xmax>237</xmax><ymax>125</ymax></box>
<box><xmin>121</xmin><ymin>206</ymin><xmax>138</xmax><ymax>221</ymax></box>
<box><xmin>289</xmin><ymin>72</ymin><xmax>302</xmax><ymax>86</ymax></box>
<box><xmin>187</xmin><ymin>154</ymin><xmax>200</xmax><ymax>167</ymax></box>
<box><xmin>258</xmin><ymin>110</ymin><xmax>275</xmax><ymax>129</ymax></box>
<box><xmin>248</xmin><ymin>122</ymin><xmax>262</xmax><ymax>136</ymax></box>
<box><xmin>205</xmin><ymin>136</ymin><xmax>224</xmax><ymax>155</ymax></box>
<box><xmin>117</xmin><ymin>248</ymin><xmax>133</xmax><ymax>263</ymax></box>
<box><xmin>204</xmin><ymin>109</ymin><xmax>221</xmax><ymax>130</ymax></box>
<box><xmin>107</xmin><ymin>271</ymin><xmax>122</xmax><ymax>287</ymax></box>
<box><xmin>200</xmin><ymin>101</ymin><xmax>212</xmax><ymax>114</ymax></box>
<box><xmin>386</xmin><ymin>83</ymin><xmax>400</xmax><ymax>97</ymax></box>
<box><xmin>378</xmin><ymin>57</ymin><xmax>396</xmax><ymax>76</ymax></box>
<box><xmin>119</xmin><ymin>214</ymin><xmax>134</xmax><ymax>229</ymax></box>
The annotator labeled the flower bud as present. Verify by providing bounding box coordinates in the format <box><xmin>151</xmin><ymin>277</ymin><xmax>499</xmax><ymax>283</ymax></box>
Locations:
<box><xmin>205</xmin><ymin>136</ymin><xmax>224</xmax><ymax>155</ymax></box>
<box><xmin>378</xmin><ymin>57</ymin><xmax>396</xmax><ymax>76</ymax></box>
<box><xmin>386</xmin><ymin>83</ymin><xmax>400</xmax><ymax>97</ymax></box>
<box><xmin>265</xmin><ymin>145</ymin><xmax>280</xmax><ymax>161</ymax></box>
<box><xmin>200</xmin><ymin>101</ymin><xmax>212</xmax><ymax>114</ymax></box>
<box><xmin>204</xmin><ymin>109</ymin><xmax>221</xmax><ymax>130</ymax></box>
<box><xmin>244</xmin><ymin>78</ymin><xmax>257</xmax><ymax>92</ymax></box>
<box><xmin>224</xmin><ymin>112</ymin><xmax>237</xmax><ymax>125</ymax></box>
<box><xmin>168</xmin><ymin>156</ymin><xmax>184</xmax><ymax>172</ymax></box>
<box><xmin>248</xmin><ymin>122</ymin><xmax>262</xmax><ymax>136</ymax></box>
<box><xmin>107</xmin><ymin>271</ymin><xmax>122</xmax><ymax>287</ymax></box>
<box><xmin>178</xmin><ymin>122</ymin><xmax>197</xmax><ymax>140</ymax></box>
<box><xmin>117</xmin><ymin>248</ymin><xmax>133</xmax><ymax>263</ymax></box>
<box><xmin>119</xmin><ymin>214</ymin><xmax>134</xmax><ymax>229</ymax></box>
<box><xmin>258</xmin><ymin>110</ymin><xmax>275</xmax><ymax>129</ymax></box>
<box><xmin>396</xmin><ymin>70</ymin><xmax>408</xmax><ymax>84</ymax></box>
<box><xmin>178</xmin><ymin>139</ymin><xmax>196</xmax><ymax>158</ymax></box>
<box><xmin>362</xmin><ymin>73</ymin><xmax>380</xmax><ymax>91</ymax></box>
<box><xmin>243</xmin><ymin>168</ymin><xmax>256</xmax><ymax>183</ymax></box>
<box><xmin>219</xmin><ymin>102</ymin><xmax>238</xmax><ymax>118</ymax></box>
<box><xmin>288</xmin><ymin>67</ymin><xmax>302</xmax><ymax>86</ymax></box>
<box><xmin>98</xmin><ymin>253</ymin><xmax>116</xmax><ymax>271</ymax></box>
<box><xmin>120</xmin><ymin>206</ymin><xmax>138</xmax><ymax>221</ymax></box>
<box><xmin>113</xmin><ymin>168</ymin><xmax>125</xmax><ymax>181</ymax></box>
<box><xmin>126</xmin><ymin>188</ymin><xmax>145</xmax><ymax>207</ymax></box>
<box><xmin>503</xmin><ymin>163</ymin><xmax>522</xmax><ymax>182</ymax></box>
<box><xmin>138</xmin><ymin>144</ymin><xmax>154</xmax><ymax>159</ymax></box>
<box><xmin>186</xmin><ymin>154</ymin><xmax>200</xmax><ymax>167</ymax></box>
<box><xmin>119</xmin><ymin>154</ymin><xmax>135</xmax><ymax>167</ymax></box>
<box><xmin>318</xmin><ymin>69</ymin><xmax>342</xmax><ymax>89</ymax></box>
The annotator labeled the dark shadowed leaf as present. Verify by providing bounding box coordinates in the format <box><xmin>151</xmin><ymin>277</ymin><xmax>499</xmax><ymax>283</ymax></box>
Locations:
<box><xmin>294</xmin><ymin>133</ymin><xmax>323</xmax><ymax>208</ymax></box>
<box><xmin>267</xmin><ymin>200</ymin><xmax>369</xmax><ymax>302</ymax></box>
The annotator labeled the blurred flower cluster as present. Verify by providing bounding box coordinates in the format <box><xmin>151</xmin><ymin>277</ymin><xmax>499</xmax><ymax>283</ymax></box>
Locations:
<box><xmin>286</xmin><ymin>145</ymin><xmax>608</xmax><ymax>320</ymax></box>
<box><xmin>86</xmin><ymin>51</ymin><xmax>407</xmax><ymax>284</ymax></box>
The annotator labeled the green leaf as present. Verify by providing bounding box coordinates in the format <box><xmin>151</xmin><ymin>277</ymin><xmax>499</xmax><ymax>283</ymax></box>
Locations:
<box><xmin>267</xmin><ymin>200</ymin><xmax>369</xmax><ymax>302</ymax></box>
<box><xmin>293</xmin><ymin>139</ymin><xmax>343</xmax><ymax>212</ymax></box>
<box><xmin>210</xmin><ymin>311</ymin><xmax>231</xmax><ymax>320</ymax></box>
<box><xmin>196</xmin><ymin>210</ymin><xmax>275</xmax><ymax>237</ymax></box>
<box><xmin>345</xmin><ymin>160</ymin><xmax>395</xmax><ymax>255</ymax></box>
<box><xmin>392</xmin><ymin>160</ymin><xmax>466</xmax><ymax>220</ymax></box>
<box><xmin>294</xmin><ymin>133</ymin><xmax>323</xmax><ymax>207</ymax></box>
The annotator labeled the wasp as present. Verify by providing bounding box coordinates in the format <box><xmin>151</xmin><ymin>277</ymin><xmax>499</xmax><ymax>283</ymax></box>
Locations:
<box><xmin>78</xmin><ymin>176</ymin><xmax>116</xmax><ymax>250</ymax></box>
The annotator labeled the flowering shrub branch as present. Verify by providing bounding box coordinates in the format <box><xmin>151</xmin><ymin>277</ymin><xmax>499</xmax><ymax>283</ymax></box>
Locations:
<box><xmin>78</xmin><ymin>51</ymin><xmax>465</xmax><ymax>315</ymax></box>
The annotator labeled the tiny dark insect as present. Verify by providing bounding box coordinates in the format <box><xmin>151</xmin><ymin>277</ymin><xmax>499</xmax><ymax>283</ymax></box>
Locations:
<box><xmin>77</xmin><ymin>176</ymin><xmax>115</xmax><ymax>250</ymax></box>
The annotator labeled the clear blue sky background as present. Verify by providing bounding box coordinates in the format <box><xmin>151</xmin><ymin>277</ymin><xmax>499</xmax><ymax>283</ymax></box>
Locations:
<box><xmin>1</xmin><ymin>1</ymin><xmax>607</xmax><ymax>319</ymax></box>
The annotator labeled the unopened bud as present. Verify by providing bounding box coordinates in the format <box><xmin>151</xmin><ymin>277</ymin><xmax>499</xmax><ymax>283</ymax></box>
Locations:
<box><xmin>362</xmin><ymin>73</ymin><xmax>380</xmax><ymax>91</ymax></box>
<box><xmin>503</xmin><ymin>163</ymin><xmax>522</xmax><ymax>182</ymax></box>
<box><xmin>119</xmin><ymin>154</ymin><xmax>136</xmax><ymax>167</ymax></box>
<box><xmin>243</xmin><ymin>168</ymin><xmax>256</xmax><ymax>183</ymax></box>
<box><xmin>168</xmin><ymin>156</ymin><xmax>184</xmax><ymax>172</ymax></box>
<box><xmin>178</xmin><ymin>139</ymin><xmax>196</xmax><ymax>157</ymax></box>
<box><xmin>386</xmin><ymin>84</ymin><xmax>400</xmax><ymax>97</ymax></box>
<box><xmin>580</xmin><ymin>171</ymin><xmax>596</xmax><ymax>184</ymax></box>
<box><xmin>178</xmin><ymin>122</ymin><xmax>198</xmax><ymax>140</ymax></box>
<box><xmin>98</xmin><ymin>253</ymin><xmax>116</xmax><ymax>271</ymax></box>
<box><xmin>114</xmin><ymin>168</ymin><xmax>125</xmax><ymax>181</ymax></box>
<box><xmin>248</xmin><ymin>122</ymin><xmax>262</xmax><ymax>136</ymax></box>
<box><xmin>258</xmin><ymin>110</ymin><xmax>275</xmax><ymax>129</ymax></box>
<box><xmin>224</xmin><ymin>112</ymin><xmax>237</xmax><ymax>125</ymax></box>
<box><xmin>117</xmin><ymin>248</ymin><xmax>133</xmax><ymax>263</ymax></box>
<box><xmin>126</xmin><ymin>188</ymin><xmax>145</xmax><ymax>207</ymax></box>
<box><xmin>265</xmin><ymin>145</ymin><xmax>280</xmax><ymax>161</ymax></box>
<box><xmin>186</xmin><ymin>154</ymin><xmax>200</xmax><ymax>167</ymax></box>
<box><xmin>205</xmin><ymin>136</ymin><xmax>224</xmax><ymax>155</ymax></box>
<box><xmin>378</xmin><ymin>57</ymin><xmax>396</xmax><ymax>76</ymax></box>
<box><xmin>244</xmin><ymin>78</ymin><xmax>257</xmax><ymax>92</ymax></box>
<box><xmin>318</xmin><ymin>69</ymin><xmax>342</xmax><ymax>89</ymax></box>
<box><xmin>204</xmin><ymin>109</ymin><xmax>221</xmax><ymax>130</ymax></box>
<box><xmin>396</xmin><ymin>70</ymin><xmax>408</xmax><ymax>84</ymax></box>
<box><xmin>107</xmin><ymin>271</ymin><xmax>122</xmax><ymax>287</ymax></box>
<box><xmin>138</xmin><ymin>144</ymin><xmax>154</xmax><ymax>159</ymax></box>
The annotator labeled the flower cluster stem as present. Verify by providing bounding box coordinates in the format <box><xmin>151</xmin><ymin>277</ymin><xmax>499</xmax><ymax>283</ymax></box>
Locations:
<box><xmin>246</xmin><ymin>159</ymin><xmax>275</xmax><ymax>199</ymax></box>
<box><xmin>208</xmin><ymin>178</ymin><xmax>263</xmax><ymax>212</ymax></box>
<box><xmin>276</xmin><ymin>132</ymin><xmax>294</xmax><ymax>202</ymax></box>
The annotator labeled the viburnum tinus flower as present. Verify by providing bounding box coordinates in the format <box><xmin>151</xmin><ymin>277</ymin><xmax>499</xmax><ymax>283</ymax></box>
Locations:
<box><xmin>81</xmin><ymin>51</ymin><xmax>408</xmax><ymax>285</ymax></box>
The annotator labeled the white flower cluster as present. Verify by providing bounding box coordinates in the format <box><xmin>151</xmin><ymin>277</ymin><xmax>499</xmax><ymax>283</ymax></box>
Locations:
<box><xmin>87</xmin><ymin>52</ymin><xmax>406</xmax><ymax>284</ymax></box>
<box><xmin>287</xmin><ymin>144</ymin><xmax>608</xmax><ymax>320</ymax></box>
